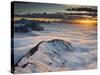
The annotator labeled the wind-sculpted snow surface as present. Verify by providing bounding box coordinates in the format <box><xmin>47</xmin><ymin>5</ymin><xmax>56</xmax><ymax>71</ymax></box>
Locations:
<box><xmin>14</xmin><ymin>39</ymin><xmax>96</xmax><ymax>73</ymax></box>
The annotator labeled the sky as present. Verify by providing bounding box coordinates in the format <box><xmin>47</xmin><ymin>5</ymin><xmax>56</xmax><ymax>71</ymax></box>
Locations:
<box><xmin>14</xmin><ymin>2</ymin><xmax>97</xmax><ymax>15</ymax></box>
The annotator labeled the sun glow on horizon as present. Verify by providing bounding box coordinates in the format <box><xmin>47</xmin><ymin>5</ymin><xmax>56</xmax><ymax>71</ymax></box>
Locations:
<box><xmin>72</xmin><ymin>18</ymin><xmax>97</xmax><ymax>26</ymax></box>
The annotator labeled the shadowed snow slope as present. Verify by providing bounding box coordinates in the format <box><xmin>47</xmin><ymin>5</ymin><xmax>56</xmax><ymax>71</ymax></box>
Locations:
<box><xmin>14</xmin><ymin>39</ymin><xmax>96</xmax><ymax>73</ymax></box>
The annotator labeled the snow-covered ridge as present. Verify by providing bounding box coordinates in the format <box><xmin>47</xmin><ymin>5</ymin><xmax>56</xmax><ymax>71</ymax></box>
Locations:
<box><xmin>14</xmin><ymin>39</ymin><xmax>76</xmax><ymax>73</ymax></box>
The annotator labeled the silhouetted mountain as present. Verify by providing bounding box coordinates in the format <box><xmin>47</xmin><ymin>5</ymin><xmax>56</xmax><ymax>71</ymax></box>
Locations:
<box><xmin>15</xmin><ymin>21</ymin><xmax>44</xmax><ymax>32</ymax></box>
<box><xmin>15</xmin><ymin>18</ymin><xmax>31</xmax><ymax>24</ymax></box>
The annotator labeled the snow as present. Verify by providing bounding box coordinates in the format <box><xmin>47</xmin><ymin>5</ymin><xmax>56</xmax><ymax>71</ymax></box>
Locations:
<box><xmin>13</xmin><ymin>23</ymin><xmax>97</xmax><ymax>73</ymax></box>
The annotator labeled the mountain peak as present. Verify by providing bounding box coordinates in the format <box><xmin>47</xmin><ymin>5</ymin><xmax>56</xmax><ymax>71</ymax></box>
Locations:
<box><xmin>14</xmin><ymin>39</ymin><xmax>75</xmax><ymax>73</ymax></box>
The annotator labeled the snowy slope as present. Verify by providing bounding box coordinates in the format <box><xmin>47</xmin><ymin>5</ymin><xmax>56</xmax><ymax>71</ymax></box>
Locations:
<box><xmin>14</xmin><ymin>39</ymin><xmax>96</xmax><ymax>73</ymax></box>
